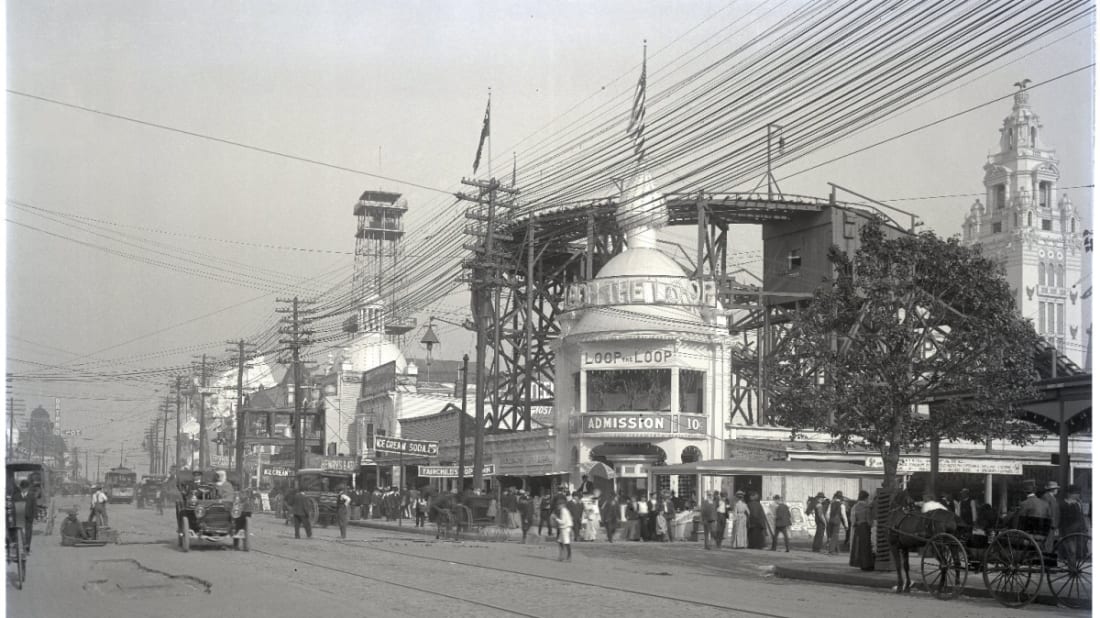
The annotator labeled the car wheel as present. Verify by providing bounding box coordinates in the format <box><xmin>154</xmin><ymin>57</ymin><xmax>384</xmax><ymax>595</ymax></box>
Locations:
<box><xmin>181</xmin><ymin>527</ymin><xmax>190</xmax><ymax>552</ymax></box>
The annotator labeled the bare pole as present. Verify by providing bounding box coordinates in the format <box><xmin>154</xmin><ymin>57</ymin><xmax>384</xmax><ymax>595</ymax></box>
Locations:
<box><xmin>174</xmin><ymin>376</ymin><xmax>182</xmax><ymax>471</ymax></box>
<box><xmin>458</xmin><ymin>354</ymin><xmax>469</xmax><ymax>493</ymax></box>
<box><xmin>227</xmin><ymin>339</ymin><xmax>255</xmax><ymax>482</ymax></box>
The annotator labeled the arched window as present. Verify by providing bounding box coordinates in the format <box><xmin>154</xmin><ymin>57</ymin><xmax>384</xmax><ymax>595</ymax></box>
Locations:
<box><xmin>681</xmin><ymin>446</ymin><xmax>703</xmax><ymax>464</ymax></box>
<box><xmin>1057</xmin><ymin>264</ymin><xmax>1065</xmax><ymax>287</ymax></box>
<box><xmin>1030</xmin><ymin>126</ymin><xmax>1037</xmax><ymax>146</ymax></box>
<box><xmin>1027</xmin><ymin>212</ymin><xmax>1033</xmax><ymax>227</ymax></box>
<box><xmin>1038</xmin><ymin>263</ymin><xmax>1046</xmax><ymax>286</ymax></box>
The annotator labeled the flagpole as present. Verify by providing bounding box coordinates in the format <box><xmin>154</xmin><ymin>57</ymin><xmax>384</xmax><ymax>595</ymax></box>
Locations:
<box><xmin>487</xmin><ymin>87</ymin><xmax>492</xmax><ymax>180</ymax></box>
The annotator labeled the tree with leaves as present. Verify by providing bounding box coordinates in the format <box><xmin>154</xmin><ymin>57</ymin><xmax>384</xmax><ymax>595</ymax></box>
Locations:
<box><xmin>768</xmin><ymin>222</ymin><xmax>1041</xmax><ymax>490</ymax></box>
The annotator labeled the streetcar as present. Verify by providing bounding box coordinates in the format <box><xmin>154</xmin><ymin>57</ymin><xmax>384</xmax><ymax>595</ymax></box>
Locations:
<box><xmin>104</xmin><ymin>467</ymin><xmax>137</xmax><ymax>504</ymax></box>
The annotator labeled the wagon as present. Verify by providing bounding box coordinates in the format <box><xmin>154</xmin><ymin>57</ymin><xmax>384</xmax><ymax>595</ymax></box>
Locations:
<box><xmin>7</xmin><ymin>462</ymin><xmax>55</xmax><ymax>536</ymax></box>
<box><xmin>6</xmin><ymin>494</ymin><xmax>27</xmax><ymax>589</ymax></box>
<box><xmin>915</xmin><ymin>514</ymin><xmax>1091</xmax><ymax>608</ymax></box>
<box><xmin>977</xmin><ymin>516</ymin><xmax>1091</xmax><ymax>609</ymax></box>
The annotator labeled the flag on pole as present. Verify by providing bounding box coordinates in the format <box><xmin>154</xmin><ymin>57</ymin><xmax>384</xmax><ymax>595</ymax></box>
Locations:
<box><xmin>626</xmin><ymin>42</ymin><xmax>646</xmax><ymax>163</ymax></box>
<box><xmin>472</xmin><ymin>94</ymin><xmax>491</xmax><ymax>174</ymax></box>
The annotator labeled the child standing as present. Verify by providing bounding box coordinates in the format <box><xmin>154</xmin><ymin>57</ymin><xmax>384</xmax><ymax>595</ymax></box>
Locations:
<box><xmin>550</xmin><ymin>498</ymin><xmax>573</xmax><ymax>561</ymax></box>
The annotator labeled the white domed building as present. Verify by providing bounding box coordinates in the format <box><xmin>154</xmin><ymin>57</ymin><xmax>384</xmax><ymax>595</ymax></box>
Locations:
<box><xmin>553</xmin><ymin>182</ymin><xmax>733</xmax><ymax>499</ymax></box>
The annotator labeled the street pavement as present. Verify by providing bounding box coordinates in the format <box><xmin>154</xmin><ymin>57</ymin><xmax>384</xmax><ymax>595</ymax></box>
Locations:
<box><xmin>6</xmin><ymin>497</ymin><xmax>1084</xmax><ymax>617</ymax></box>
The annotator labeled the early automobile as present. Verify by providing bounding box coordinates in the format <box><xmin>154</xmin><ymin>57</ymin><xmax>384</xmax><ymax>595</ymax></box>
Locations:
<box><xmin>135</xmin><ymin>476</ymin><xmax>165</xmax><ymax>509</ymax></box>
<box><xmin>174</xmin><ymin>470</ymin><xmax>250</xmax><ymax>552</ymax></box>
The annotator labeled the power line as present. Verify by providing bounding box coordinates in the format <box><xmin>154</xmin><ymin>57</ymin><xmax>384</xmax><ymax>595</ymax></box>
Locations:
<box><xmin>6</xmin><ymin>89</ymin><xmax>455</xmax><ymax>196</ymax></box>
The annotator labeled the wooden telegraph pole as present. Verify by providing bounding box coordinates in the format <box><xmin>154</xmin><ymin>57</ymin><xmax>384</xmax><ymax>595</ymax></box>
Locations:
<box><xmin>277</xmin><ymin>297</ymin><xmax>316</xmax><ymax>472</ymax></box>
<box><xmin>227</xmin><ymin>339</ymin><xmax>257</xmax><ymax>483</ymax></box>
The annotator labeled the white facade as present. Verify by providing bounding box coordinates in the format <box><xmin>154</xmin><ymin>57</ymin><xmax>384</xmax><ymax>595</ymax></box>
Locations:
<box><xmin>961</xmin><ymin>86</ymin><xmax>1086</xmax><ymax>366</ymax></box>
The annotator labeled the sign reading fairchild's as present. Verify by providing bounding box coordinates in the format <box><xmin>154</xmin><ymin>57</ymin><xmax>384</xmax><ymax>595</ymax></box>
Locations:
<box><xmin>563</xmin><ymin>276</ymin><xmax>718</xmax><ymax>311</ymax></box>
<box><xmin>374</xmin><ymin>436</ymin><xmax>439</xmax><ymax>457</ymax></box>
<box><xmin>579</xmin><ymin>414</ymin><xmax>673</xmax><ymax>433</ymax></box>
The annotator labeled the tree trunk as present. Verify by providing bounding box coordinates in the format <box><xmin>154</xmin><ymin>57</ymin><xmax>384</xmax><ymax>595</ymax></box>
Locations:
<box><xmin>881</xmin><ymin>446</ymin><xmax>900</xmax><ymax>491</ymax></box>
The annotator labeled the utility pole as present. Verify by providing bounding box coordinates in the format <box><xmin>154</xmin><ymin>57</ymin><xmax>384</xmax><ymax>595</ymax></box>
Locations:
<box><xmin>161</xmin><ymin>394</ymin><xmax>171</xmax><ymax>476</ymax></box>
<box><xmin>191</xmin><ymin>354</ymin><xmax>214</xmax><ymax>471</ymax></box>
<box><xmin>457</xmin><ymin>176</ymin><xmax>518</xmax><ymax>491</ymax></box>
<box><xmin>173</xmin><ymin>376</ymin><xmax>183</xmax><ymax>471</ymax></box>
<box><xmin>278</xmin><ymin>297</ymin><xmax>316</xmax><ymax>471</ymax></box>
<box><xmin>227</xmin><ymin>339</ymin><xmax>257</xmax><ymax>482</ymax></box>
<box><xmin>458</xmin><ymin>354</ymin><xmax>469</xmax><ymax>493</ymax></box>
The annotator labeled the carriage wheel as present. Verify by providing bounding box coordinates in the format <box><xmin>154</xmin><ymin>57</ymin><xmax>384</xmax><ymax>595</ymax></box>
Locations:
<box><xmin>983</xmin><ymin>529</ymin><xmax>1044</xmax><ymax>607</ymax></box>
<box><xmin>14</xmin><ymin>528</ymin><xmax>26</xmax><ymax>590</ymax></box>
<box><xmin>920</xmin><ymin>533</ymin><xmax>968</xmax><ymax>599</ymax></box>
<box><xmin>1047</xmin><ymin>532</ymin><xmax>1091</xmax><ymax>609</ymax></box>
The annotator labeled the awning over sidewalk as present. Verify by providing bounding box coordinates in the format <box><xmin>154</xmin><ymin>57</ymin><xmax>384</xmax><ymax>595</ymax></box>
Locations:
<box><xmin>649</xmin><ymin>459</ymin><xmax>880</xmax><ymax>478</ymax></box>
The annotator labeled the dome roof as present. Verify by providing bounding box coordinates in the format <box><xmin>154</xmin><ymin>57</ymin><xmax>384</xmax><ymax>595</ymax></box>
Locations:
<box><xmin>596</xmin><ymin>248</ymin><xmax>687</xmax><ymax>279</ymax></box>
<box><xmin>568</xmin><ymin>247</ymin><xmax>717</xmax><ymax>338</ymax></box>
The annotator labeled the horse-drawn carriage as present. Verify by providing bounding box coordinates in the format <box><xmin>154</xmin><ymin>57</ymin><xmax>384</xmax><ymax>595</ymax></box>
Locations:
<box><xmin>427</xmin><ymin>491</ymin><xmax>473</xmax><ymax>540</ymax></box>
<box><xmin>885</xmin><ymin>490</ymin><xmax>1090</xmax><ymax>608</ymax></box>
<box><xmin>7</xmin><ymin>462</ymin><xmax>56</xmax><ymax>536</ymax></box>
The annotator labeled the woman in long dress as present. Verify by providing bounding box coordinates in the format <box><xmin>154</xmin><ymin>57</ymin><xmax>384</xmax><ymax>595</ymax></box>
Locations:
<box><xmin>746</xmin><ymin>493</ymin><xmax>768</xmax><ymax>549</ymax></box>
<box><xmin>731</xmin><ymin>491</ymin><xmax>749</xmax><ymax>548</ymax></box>
<box><xmin>849</xmin><ymin>490</ymin><xmax>874</xmax><ymax>570</ymax></box>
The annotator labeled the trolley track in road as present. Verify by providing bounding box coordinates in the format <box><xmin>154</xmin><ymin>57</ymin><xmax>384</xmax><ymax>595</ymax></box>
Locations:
<box><xmin>253</xmin><ymin>530</ymin><xmax>796</xmax><ymax>615</ymax></box>
<box><xmin>251</xmin><ymin>546</ymin><xmax>541</xmax><ymax>617</ymax></box>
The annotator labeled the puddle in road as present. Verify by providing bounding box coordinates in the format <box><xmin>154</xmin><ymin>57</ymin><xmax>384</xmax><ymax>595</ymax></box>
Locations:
<box><xmin>82</xmin><ymin>559</ymin><xmax>211</xmax><ymax>598</ymax></box>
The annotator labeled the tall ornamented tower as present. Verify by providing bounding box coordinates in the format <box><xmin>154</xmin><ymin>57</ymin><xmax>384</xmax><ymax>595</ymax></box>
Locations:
<box><xmin>961</xmin><ymin>82</ymin><xmax>1085</xmax><ymax>366</ymax></box>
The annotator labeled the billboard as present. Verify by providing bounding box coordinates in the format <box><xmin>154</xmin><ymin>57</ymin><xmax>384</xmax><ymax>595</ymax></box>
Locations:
<box><xmin>360</xmin><ymin>361</ymin><xmax>397</xmax><ymax>399</ymax></box>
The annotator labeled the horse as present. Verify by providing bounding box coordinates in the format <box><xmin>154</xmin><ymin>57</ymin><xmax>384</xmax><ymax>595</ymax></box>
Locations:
<box><xmin>885</xmin><ymin>490</ymin><xmax>960</xmax><ymax>593</ymax></box>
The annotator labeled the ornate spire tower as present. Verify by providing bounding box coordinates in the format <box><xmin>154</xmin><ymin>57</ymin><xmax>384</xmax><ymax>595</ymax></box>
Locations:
<box><xmin>962</xmin><ymin>82</ymin><xmax>1085</xmax><ymax>365</ymax></box>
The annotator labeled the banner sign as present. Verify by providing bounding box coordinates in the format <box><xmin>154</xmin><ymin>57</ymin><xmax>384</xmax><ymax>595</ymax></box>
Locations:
<box><xmin>266</xmin><ymin>466</ymin><xmax>294</xmax><ymax>477</ymax></box>
<box><xmin>575</xmin><ymin>414</ymin><xmax>672</xmax><ymax>434</ymax></box>
<box><xmin>864</xmin><ymin>456</ymin><xmax>1022</xmax><ymax>475</ymax></box>
<box><xmin>418</xmin><ymin>464</ymin><xmax>495</xmax><ymax>478</ymax></box>
<box><xmin>210</xmin><ymin>455</ymin><xmax>230</xmax><ymax>468</ymax></box>
<box><xmin>374</xmin><ymin>436</ymin><xmax>439</xmax><ymax>457</ymax></box>
<box><xmin>581</xmin><ymin>347</ymin><xmax>674</xmax><ymax>367</ymax></box>
<box><xmin>563</xmin><ymin>276</ymin><xmax>717</xmax><ymax>311</ymax></box>
<box><xmin>321</xmin><ymin>456</ymin><xmax>359</xmax><ymax>472</ymax></box>
<box><xmin>676</xmin><ymin>414</ymin><xmax>707</xmax><ymax>435</ymax></box>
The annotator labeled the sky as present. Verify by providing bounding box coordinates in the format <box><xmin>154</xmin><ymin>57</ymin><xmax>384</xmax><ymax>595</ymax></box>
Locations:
<box><xmin>4</xmin><ymin>1</ymin><xmax>1095</xmax><ymax>472</ymax></box>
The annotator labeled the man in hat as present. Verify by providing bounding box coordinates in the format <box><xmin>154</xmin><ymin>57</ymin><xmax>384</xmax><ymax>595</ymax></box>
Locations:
<box><xmin>1041</xmin><ymin>480</ymin><xmax>1061</xmax><ymax>552</ymax></box>
<box><xmin>1057</xmin><ymin>484</ymin><xmax>1089</xmax><ymax>562</ymax></box>
<box><xmin>700</xmin><ymin>491</ymin><xmax>717</xmax><ymax>550</ymax></box>
<box><xmin>811</xmin><ymin>492</ymin><xmax>828</xmax><ymax>552</ymax></box>
<box><xmin>1016</xmin><ymin>479</ymin><xmax>1051</xmax><ymax>534</ymax></box>
<box><xmin>89</xmin><ymin>484</ymin><xmax>109</xmax><ymax>528</ymax></box>
<box><xmin>771</xmin><ymin>495</ymin><xmax>791</xmax><ymax>552</ymax></box>
<box><xmin>826</xmin><ymin>491</ymin><xmax>849</xmax><ymax>555</ymax></box>
<box><xmin>13</xmin><ymin>480</ymin><xmax>37</xmax><ymax>553</ymax></box>
<box><xmin>60</xmin><ymin>508</ymin><xmax>89</xmax><ymax>545</ymax></box>
<box><xmin>955</xmin><ymin>488</ymin><xmax>976</xmax><ymax>529</ymax></box>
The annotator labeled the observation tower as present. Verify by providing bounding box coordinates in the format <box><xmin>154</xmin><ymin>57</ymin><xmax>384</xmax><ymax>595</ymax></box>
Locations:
<box><xmin>347</xmin><ymin>190</ymin><xmax>416</xmax><ymax>338</ymax></box>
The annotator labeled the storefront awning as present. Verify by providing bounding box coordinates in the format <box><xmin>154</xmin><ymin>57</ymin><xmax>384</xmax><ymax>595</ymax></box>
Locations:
<box><xmin>649</xmin><ymin>459</ymin><xmax>881</xmax><ymax>478</ymax></box>
<box><xmin>579</xmin><ymin>461</ymin><xmax>617</xmax><ymax>479</ymax></box>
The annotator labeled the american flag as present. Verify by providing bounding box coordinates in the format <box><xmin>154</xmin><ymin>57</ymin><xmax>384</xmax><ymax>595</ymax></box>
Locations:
<box><xmin>472</xmin><ymin>95</ymin><xmax>490</xmax><ymax>174</ymax></box>
<box><xmin>626</xmin><ymin>47</ymin><xmax>646</xmax><ymax>163</ymax></box>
